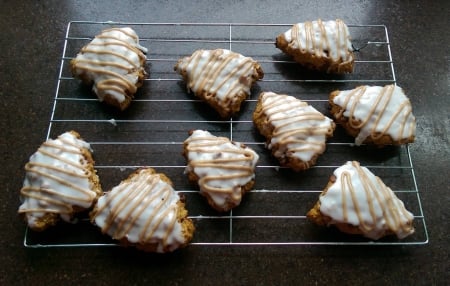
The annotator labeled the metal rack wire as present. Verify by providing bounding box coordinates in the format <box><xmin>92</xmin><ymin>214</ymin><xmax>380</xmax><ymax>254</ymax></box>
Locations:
<box><xmin>24</xmin><ymin>21</ymin><xmax>428</xmax><ymax>248</ymax></box>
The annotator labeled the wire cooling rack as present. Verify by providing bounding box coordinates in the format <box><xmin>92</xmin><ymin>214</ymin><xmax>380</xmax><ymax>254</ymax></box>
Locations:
<box><xmin>24</xmin><ymin>21</ymin><xmax>428</xmax><ymax>248</ymax></box>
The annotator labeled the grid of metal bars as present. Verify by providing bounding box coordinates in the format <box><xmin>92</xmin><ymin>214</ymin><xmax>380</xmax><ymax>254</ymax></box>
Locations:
<box><xmin>24</xmin><ymin>21</ymin><xmax>428</xmax><ymax>248</ymax></box>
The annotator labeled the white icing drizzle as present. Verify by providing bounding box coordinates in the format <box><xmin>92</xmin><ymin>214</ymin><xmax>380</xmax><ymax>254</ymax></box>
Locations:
<box><xmin>184</xmin><ymin>130</ymin><xmax>259</xmax><ymax>211</ymax></box>
<box><xmin>92</xmin><ymin>169</ymin><xmax>186</xmax><ymax>253</ymax></box>
<box><xmin>332</xmin><ymin>85</ymin><xmax>416</xmax><ymax>145</ymax></box>
<box><xmin>18</xmin><ymin>131</ymin><xmax>100</xmax><ymax>228</ymax></box>
<box><xmin>319</xmin><ymin>161</ymin><xmax>415</xmax><ymax>239</ymax></box>
<box><xmin>283</xmin><ymin>19</ymin><xmax>353</xmax><ymax>71</ymax></box>
<box><xmin>259</xmin><ymin>92</ymin><xmax>335</xmax><ymax>163</ymax></box>
<box><xmin>174</xmin><ymin>49</ymin><xmax>261</xmax><ymax>104</ymax></box>
<box><xmin>71</xmin><ymin>27</ymin><xmax>147</xmax><ymax>106</ymax></box>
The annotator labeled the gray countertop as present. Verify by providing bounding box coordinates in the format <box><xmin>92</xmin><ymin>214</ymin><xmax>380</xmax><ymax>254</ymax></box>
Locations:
<box><xmin>1</xmin><ymin>1</ymin><xmax>448</xmax><ymax>285</ymax></box>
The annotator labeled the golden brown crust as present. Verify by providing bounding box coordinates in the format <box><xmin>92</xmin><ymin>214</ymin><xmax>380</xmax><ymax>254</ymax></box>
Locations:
<box><xmin>306</xmin><ymin>177</ymin><xmax>335</xmax><ymax>226</ymax></box>
<box><xmin>253</xmin><ymin>93</ymin><xmax>335</xmax><ymax>171</ymax></box>
<box><xmin>69</xmin><ymin>131</ymin><xmax>102</xmax><ymax>200</ymax></box>
<box><xmin>252</xmin><ymin>96</ymin><xmax>275</xmax><ymax>138</ymax></box>
<box><xmin>176</xmin><ymin>199</ymin><xmax>195</xmax><ymax>247</ymax></box>
<box><xmin>275</xmin><ymin>34</ymin><xmax>354</xmax><ymax>74</ymax></box>
<box><xmin>329</xmin><ymin>91</ymin><xmax>415</xmax><ymax>145</ymax></box>
<box><xmin>24</xmin><ymin>213</ymin><xmax>59</xmax><ymax>232</ymax></box>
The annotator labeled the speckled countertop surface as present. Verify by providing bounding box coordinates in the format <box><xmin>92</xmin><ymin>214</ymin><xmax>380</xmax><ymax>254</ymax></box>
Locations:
<box><xmin>1</xmin><ymin>1</ymin><xmax>449</xmax><ymax>285</ymax></box>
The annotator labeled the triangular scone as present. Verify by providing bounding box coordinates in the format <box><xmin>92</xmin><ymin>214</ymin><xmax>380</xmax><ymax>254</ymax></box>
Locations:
<box><xmin>307</xmin><ymin>161</ymin><xmax>415</xmax><ymax>240</ymax></box>
<box><xmin>91</xmin><ymin>168</ymin><xmax>195</xmax><ymax>253</ymax></box>
<box><xmin>70</xmin><ymin>27</ymin><xmax>147</xmax><ymax>110</ymax></box>
<box><xmin>18</xmin><ymin>131</ymin><xmax>102</xmax><ymax>231</ymax></box>
<box><xmin>174</xmin><ymin>49</ymin><xmax>264</xmax><ymax>118</ymax></box>
<box><xmin>253</xmin><ymin>92</ymin><xmax>335</xmax><ymax>171</ymax></box>
<box><xmin>329</xmin><ymin>84</ymin><xmax>416</xmax><ymax>146</ymax></box>
<box><xmin>183</xmin><ymin>130</ymin><xmax>259</xmax><ymax>212</ymax></box>
<box><xmin>275</xmin><ymin>19</ymin><xmax>354</xmax><ymax>73</ymax></box>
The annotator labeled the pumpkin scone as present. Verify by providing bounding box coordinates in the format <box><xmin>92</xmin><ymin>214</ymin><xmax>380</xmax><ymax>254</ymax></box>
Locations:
<box><xmin>253</xmin><ymin>91</ymin><xmax>335</xmax><ymax>171</ymax></box>
<box><xmin>91</xmin><ymin>168</ymin><xmax>195</xmax><ymax>253</ymax></box>
<box><xmin>329</xmin><ymin>84</ymin><xmax>416</xmax><ymax>146</ymax></box>
<box><xmin>307</xmin><ymin>161</ymin><xmax>415</xmax><ymax>240</ymax></box>
<box><xmin>174</xmin><ymin>49</ymin><xmax>264</xmax><ymax>118</ymax></box>
<box><xmin>18</xmin><ymin>131</ymin><xmax>102</xmax><ymax>231</ymax></box>
<box><xmin>70</xmin><ymin>27</ymin><xmax>147</xmax><ymax>110</ymax></box>
<box><xmin>183</xmin><ymin>130</ymin><xmax>259</xmax><ymax>212</ymax></box>
<box><xmin>275</xmin><ymin>19</ymin><xmax>354</xmax><ymax>73</ymax></box>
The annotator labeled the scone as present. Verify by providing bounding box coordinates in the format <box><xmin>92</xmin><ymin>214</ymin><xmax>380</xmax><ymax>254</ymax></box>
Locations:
<box><xmin>70</xmin><ymin>27</ymin><xmax>147</xmax><ymax>110</ymax></box>
<box><xmin>307</xmin><ymin>161</ymin><xmax>415</xmax><ymax>240</ymax></box>
<box><xmin>329</xmin><ymin>84</ymin><xmax>416</xmax><ymax>145</ymax></box>
<box><xmin>174</xmin><ymin>49</ymin><xmax>264</xmax><ymax>118</ymax></box>
<box><xmin>253</xmin><ymin>92</ymin><xmax>335</xmax><ymax>171</ymax></box>
<box><xmin>275</xmin><ymin>19</ymin><xmax>354</xmax><ymax>73</ymax></box>
<box><xmin>91</xmin><ymin>168</ymin><xmax>195</xmax><ymax>253</ymax></box>
<box><xmin>18</xmin><ymin>131</ymin><xmax>102</xmax><ymax>231</ymax></box>
<box><xmin>183</xmin><ymin>130</ymin><xmax>259</xmax><ymax>212</ymax></box>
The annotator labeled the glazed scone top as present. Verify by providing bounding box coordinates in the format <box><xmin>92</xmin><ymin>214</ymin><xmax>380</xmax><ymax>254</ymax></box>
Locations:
<box><xmin>72</xmin><ymin>27</ymin><xmax>147</xmax><ymax>105</ymax></box>
<box><xmin>332</xmin><ymin>85</ymin><xmax>416</xmax><ymax>145</ymax></box>
<box><xmin>284</xmin><ymin>19</ymin><xmax>353</xmax><ymax>63</ymax></box>
<box><xmin>319</xmin><ymin>161</ymin><xmax>415</xmax><ymax>239</ymax></box>
<box><xmin>18</xmin><ymin>131</ymin><xmax>100</xmax><ymax>228</ymax></box>
<box><xmin>92</xmin><ymin>169</ymin><xmax>186</xmax><ymax>253</ymax></box>
<box><xmin>260</xmin><ymin>92</ymin><xmax>335</xmax><ymax>162</ymax></box>
<box><xmin>184</xmin><ymin>130</ymin><xmax>259</xmax><ymax>210</ymax></box>
<box><xmin>175</xmin><ymin>49</ymin><xmax>260</xmax><ymax>102</ymax></box>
